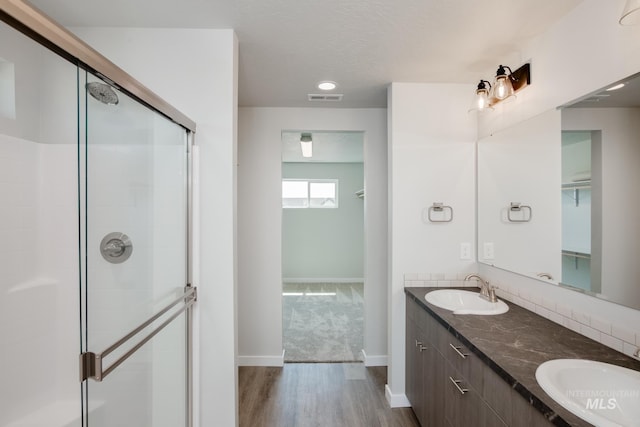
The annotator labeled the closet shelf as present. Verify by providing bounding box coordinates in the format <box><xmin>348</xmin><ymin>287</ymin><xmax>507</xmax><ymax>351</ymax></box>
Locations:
<box><xmin>561</xmin><ymin>181</ymin><xmax>591</xmax><ymax>191</ymax></box>
<box><xmin>562</xmin><ymin>250</ymin><xmax>591</xmax><ymax>260</ymax></box>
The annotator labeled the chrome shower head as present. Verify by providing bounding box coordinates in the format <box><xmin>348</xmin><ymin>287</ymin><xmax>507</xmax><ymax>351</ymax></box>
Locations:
<box><xmin>86</xmin><ymin>82</ymin><xmax>119</xmax><ymax>105</ymax></box>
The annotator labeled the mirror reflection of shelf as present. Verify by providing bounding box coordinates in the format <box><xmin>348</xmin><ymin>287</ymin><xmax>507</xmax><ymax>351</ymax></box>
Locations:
<box><xmin>562</xmin><ymin>180</ymin><xmax>590</xmax><ymax>207</ymax></box>
<box><xmin>562</xmin><ymin>250</ymin><xmax>590</xmax><ymax>259</ymax></box>
<box><xmin>561</xmin><ymin>180</ymin><xmax>591</xmax><ymax>191</ymax></box>
<box><xmin>562</xmin><ymin>250</ymin><xmax>590</xmax><ymax>269</ymax></box>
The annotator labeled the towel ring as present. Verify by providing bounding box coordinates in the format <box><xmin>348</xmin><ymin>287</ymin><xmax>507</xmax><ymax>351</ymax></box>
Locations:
<box><xmin>507</xmin><ymin>202</ymin><xmax>532</xmax><ymax>222</ymax></box>
<box><xmin>428</xmin><ymin>203</ymin><xmax>453</xmax><ymax>223</ymax></box>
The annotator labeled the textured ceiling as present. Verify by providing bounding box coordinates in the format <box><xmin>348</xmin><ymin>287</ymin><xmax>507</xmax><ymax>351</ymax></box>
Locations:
<box><xmin>29</xmin><ymin>0</ymin><xmax>583</xmax><ymax>108</ymax></box>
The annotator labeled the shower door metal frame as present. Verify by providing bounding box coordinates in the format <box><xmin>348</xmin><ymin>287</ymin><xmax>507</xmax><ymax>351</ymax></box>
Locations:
<box><xmin>1</xmin><ymin>2</ymin><xmax>197</xmax><ymax>426</ymax></box>
<box><xmin>0</xmin><ymin>0</ymin><xmax>196</xmax><ymax>133</ymax></box>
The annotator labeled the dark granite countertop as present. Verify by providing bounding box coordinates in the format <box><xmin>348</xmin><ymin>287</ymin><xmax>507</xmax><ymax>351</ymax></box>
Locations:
<box><xmin>405</xmin><ymin>287</ymin><xmax>640</xmax><ymax>427</ymax></box>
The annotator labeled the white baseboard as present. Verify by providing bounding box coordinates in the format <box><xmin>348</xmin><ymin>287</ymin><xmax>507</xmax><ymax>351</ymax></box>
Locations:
<box><xmin>361</xmin><ymin>349</ymin><xmax>388</xmax><ymax>366</ymax></box>
<box><xmin>385</xmin><ymin>384</ymin><xmax>411</xmax><ymax>408</ymax></box>
<box><xmin>237</xmin><ymin>350</ymin><xmax>284</xmax><ymax>367</ymax></box>
<box><xmin>282</xmin><ymin>277</ymin><xmax>365</xmax><ymax>284</ymax></box>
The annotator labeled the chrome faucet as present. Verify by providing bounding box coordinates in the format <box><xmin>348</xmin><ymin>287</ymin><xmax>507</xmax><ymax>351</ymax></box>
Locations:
<box><xmin>464</xmin><ymin>274</ymin><xmax>497</xmax><ymax>303</ymax></box>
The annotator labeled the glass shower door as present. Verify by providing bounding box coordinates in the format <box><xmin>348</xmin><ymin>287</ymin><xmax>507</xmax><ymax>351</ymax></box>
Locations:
<box><xmin>78</xmin><ymin>71</ymin><xmax>192</xmax><ymax>427</ymax></box>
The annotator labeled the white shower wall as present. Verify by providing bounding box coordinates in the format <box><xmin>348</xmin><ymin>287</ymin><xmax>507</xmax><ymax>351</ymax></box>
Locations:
<box><xmin>0</xmin><ymin>136</ymin><xmax>80</xmax><ymax>426</ymax></box>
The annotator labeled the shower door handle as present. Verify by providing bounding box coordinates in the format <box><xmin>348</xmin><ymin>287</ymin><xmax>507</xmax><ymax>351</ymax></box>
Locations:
<box><xmin>80</xmin><ymin>286</ymin><xmax>197</xmax><ymax>382</ymax></box>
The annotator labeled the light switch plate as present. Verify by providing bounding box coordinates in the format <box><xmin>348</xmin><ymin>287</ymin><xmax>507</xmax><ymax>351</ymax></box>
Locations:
<box><xmin>460</xmin><ymin>242</ymin><xmax>471</xmax><ymax>260</ymax></box>
<box><xmin>483</xmin><ymin>242</ymin><xmax>495</xmax><ymax>260</ymax></box>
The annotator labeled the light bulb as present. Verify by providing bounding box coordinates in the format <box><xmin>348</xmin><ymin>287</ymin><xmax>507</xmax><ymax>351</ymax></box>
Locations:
<box><xmin>300</xmin><ymin>133</ymin><xmax>313</xmax><ymax>157</ymax></box>
<box><xmin>476</xmin><ymin>90</ymin><xmax>490</xmax><ymax>110</ymax></box>
<box><xmin>494</xmin><ymin>76</ymin><xmax>512</xmax><ymax>100</ymax></box>
<box><xmin>469</xmin><ymin>80</ymin><xmax>493</xmax><ymax>113</ymax></box>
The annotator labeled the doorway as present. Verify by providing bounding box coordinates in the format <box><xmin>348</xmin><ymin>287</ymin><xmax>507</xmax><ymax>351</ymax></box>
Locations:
<box><xmin>281</xmin><ymin>130</ymin><xmax>364</xmax><ymax>362</ymax></box>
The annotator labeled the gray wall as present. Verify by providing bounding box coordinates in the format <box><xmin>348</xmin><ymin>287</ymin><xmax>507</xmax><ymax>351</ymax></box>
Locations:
<box><xmin>282</xmin><ymin>162</ymin><xmax>364</xmax><ymax>280</ymax></box>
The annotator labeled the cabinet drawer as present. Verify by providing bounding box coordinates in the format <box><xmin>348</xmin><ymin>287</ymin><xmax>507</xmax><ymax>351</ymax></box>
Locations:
<box><xmin>435</xmin><ymin>324</ymin><xmax>484</xmax><ymax>393</ymax></box>
<box><xmin>444</xmin><ymin>362</ymin><xmax>507</xmax><ymax>427</ymax></box>
<box><xmin>482</xmin><ymin>363</ymin><xmax>513</xmax><ymax>426</ymax></box>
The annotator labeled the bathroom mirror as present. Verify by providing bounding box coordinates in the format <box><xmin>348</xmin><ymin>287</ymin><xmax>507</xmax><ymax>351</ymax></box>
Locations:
<box><xmin>477</xmin><ymin>110</ymin><xmax>562</xmax><ymax>281</ymax></box>
<box><xmin>478</xmin><ymin>72</ymin><xmax>640</xmax><ymax>310</ymax></box>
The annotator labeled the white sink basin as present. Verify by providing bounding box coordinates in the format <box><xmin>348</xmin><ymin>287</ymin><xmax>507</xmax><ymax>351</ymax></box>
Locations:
<box><xmin>424</xmin><ymin>289</ymin><xmax>509</xmax><ymax>315</ymax></box>
<box><xmin>536</xmin><ymin>359</ymin><xmax>640</xmax><ymax>427</ymax></box>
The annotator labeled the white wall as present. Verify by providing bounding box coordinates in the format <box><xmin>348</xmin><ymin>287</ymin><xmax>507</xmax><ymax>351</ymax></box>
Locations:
<box><xmin>387</xmin><ymin>83</ymin><xmax>477</xmax><ymax>405</ymax></box>
<box><xmin>72</xmin><ymin>28</ymin><xmax>239</xmax><ymax>427</ymax></box>
<box><xmin>282</xmin><ymin>162</ymin><xmax>364</xmax><ymax>280</ymax></box>
<box><xmin>477</xmin><ymin>0</ymin><xmax>640</xmax><ymax>359</ymax></box>
<box><xmin>237</xmin><ymin>107</ymin><xmax>388</xmax><ymax>366</ymax></box>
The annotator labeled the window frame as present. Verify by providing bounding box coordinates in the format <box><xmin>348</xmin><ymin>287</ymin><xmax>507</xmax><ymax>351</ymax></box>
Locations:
<box><xmin>282</xmin><ymin>178</ymin><xmax>339</xmax><ymax>209</ymax></box>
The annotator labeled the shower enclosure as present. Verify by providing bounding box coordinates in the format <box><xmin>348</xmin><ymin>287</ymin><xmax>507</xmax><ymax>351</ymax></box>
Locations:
<box><xmin>1</xmin><ymin>2</ymin><xmax>196</xmax><ymax>426</ymax></box>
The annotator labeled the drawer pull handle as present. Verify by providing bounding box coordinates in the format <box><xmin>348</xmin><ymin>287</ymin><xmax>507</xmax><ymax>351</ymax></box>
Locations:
<box><xmin>449</xmin><ymin>343</ymin><xmax>468</xmax><ymax>359</ymax></box>
<box><xmin>449</xmin><ymin>377</ymin><xmax>468</xmax><ymax>395</ymax></box>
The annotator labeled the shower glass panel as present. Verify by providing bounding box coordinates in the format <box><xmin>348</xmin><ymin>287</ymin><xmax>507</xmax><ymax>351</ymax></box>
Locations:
<box><xmin>79</xmin><ymin>71</ymin><xmax>188</xmax><ymax>426</ymax></box>
<box><xmin>0</xmin><ymin>19</ymin><xmax>81</xmax><ymax>427</ymax></box>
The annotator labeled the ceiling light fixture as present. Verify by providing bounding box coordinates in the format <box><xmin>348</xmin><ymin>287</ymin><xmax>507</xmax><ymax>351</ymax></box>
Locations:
<box><xmin>300</xmin><ymin>133</ymin><xmax>313</xmax><ymax>158</ymax></box>
<box><xmin>469</xmin><ymin>63</ymin><xmax>531</xmax><ymax>113</ymax></box>
<box><xmin>606</xmin><ymin>83</ymin><xmax>625</xmax><ymax>91</ymax></box>
<box><xmin>317</xmin><ymin>81</ymin><xmax>337</xmax><ymax>91</ymax></box>
<box><xmin>620</xmin><ymin>0</ymin><xmax>640</xmax><ymax>25</ymax></box>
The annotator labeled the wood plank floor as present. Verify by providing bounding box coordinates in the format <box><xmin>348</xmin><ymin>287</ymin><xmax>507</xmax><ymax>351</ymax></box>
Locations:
<box><xmin>238</xmin><ymin>363</ymin><xmax>420</xmax><ymax>427</ymax></box>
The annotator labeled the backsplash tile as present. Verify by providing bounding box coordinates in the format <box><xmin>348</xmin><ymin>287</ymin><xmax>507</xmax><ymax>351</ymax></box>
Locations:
<box><xmin>600</xmin><ymin>334</ymin><xmax>624</xmax><ymax>352</ymax></box>
<box><xmin>403</xmin><ymin>272</ymin><xmax>477</xmax><ymax>289</ymax></box>
<box><xmin>612</xmin><ymin>325</ymin><xmax>636</xmax><ymax>344</ymax></box>
<box><xmin>571</xmin><ymin>310</ymin><xmax>590</xmax><ymax>325</ymax></box>
<box><xmin>589</xmin><ymin>317</ymin><xmax>611</xmax><ymax>335</ymax></box>
<box><xmin>623</xmin><ymin>342</ymin><xmax>639</xmax><ymax>358</ymax></box>
<box><xmin>580</xmin><ymin>324</ymin><xmax>601</xmax><ymax>342</ymax></box>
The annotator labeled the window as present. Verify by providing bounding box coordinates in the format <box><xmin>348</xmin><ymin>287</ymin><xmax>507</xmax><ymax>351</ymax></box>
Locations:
<box><xmin>282</xmin><ymin>179</ymin><xmax>338</xmax><ymax>208</ymax></box>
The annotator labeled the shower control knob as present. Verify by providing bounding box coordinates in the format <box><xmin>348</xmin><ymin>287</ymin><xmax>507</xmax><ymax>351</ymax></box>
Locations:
<box><xmin>100</xmin><ymin>232</ymin><xmax>133</xmax><ymax>264</ymax></box>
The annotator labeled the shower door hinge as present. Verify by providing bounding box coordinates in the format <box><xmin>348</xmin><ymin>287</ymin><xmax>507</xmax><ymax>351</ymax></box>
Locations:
<box><xmin>79</xmin><ymin>351</ymin><xmax>102</xmax><ymax>382</ymax></box>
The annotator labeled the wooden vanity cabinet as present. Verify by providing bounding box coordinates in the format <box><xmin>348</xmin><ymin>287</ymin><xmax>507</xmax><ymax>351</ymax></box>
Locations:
<box><xmin>406</xmin><ymin>295</ymin><xmax>533</xmax><ymax>427</ymax></box>
<box><xmin>405</xmin><ymin>295</ymin><xmax>444</xmax><ymax>425</ymax></box>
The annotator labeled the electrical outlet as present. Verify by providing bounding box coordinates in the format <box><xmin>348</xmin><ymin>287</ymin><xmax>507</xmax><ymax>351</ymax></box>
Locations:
<box><xmin>483</xmin><ymin>242</ymin><xmax>495</xmax><ymax>260</ymax></box>
<box><xmin>460</xmin><ymin>242</ymin><xmax>471</xmax><ymax>260</ymax></box>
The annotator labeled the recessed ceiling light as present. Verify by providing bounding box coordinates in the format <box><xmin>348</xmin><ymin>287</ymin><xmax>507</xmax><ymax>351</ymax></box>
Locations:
<box><xmin>606</xmin><ymin>83</ymin><xmax>625</xmax><ymax>91</ymax></box>
<box><xmin>317</xmin><ymin>81</ymin><xmax>337</xmax><ymax>91</ymax></box>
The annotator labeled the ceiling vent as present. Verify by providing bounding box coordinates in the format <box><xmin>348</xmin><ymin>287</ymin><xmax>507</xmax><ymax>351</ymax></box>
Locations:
<box><xmin>308</xmin><ymin>93</ymin><xmax>343</xmax><ymax>102</ymax></box>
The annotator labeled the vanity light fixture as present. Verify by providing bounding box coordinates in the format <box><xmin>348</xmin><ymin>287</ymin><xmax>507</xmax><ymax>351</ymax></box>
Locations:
<box><xmin>469</xmin><ymin>63</ymin><xmax>531</xmax><ymax>112</ymax></box>
<box><xmin>300</xmin><ymin>133</ymin><xmax>313</xmax><ymax>158</ymax></box>
<box><xmin>492</xmin><ymin>65</ymin><xmax>516</xmax><ymax>101</ymax></box>
<box><xmin>468</xmin><ymin>80</ymin><xmax>494</xmax><ymax>112</ymax></box>
<box><xmin>620</xmin><ymin>0</ymin><xmax>640</xmax><ymax>25</ymax></box>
